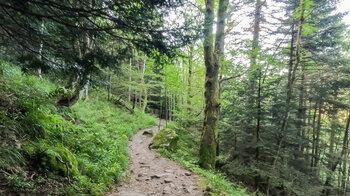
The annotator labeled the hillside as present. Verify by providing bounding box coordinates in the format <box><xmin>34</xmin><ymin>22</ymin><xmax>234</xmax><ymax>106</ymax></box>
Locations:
<box><xmin>0</xmin><ymin>61</ymin><xmax>157</xmax><ymax>195</ymax></box>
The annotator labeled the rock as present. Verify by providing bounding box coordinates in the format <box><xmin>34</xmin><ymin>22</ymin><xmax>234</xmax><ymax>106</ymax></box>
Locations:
<box><xmin>190</xmin><ymin>186</ymin><xmax>198</xmax><ymax>190</ymax></box>
<box><xmin>150</xmin><ymin>174</ymin><xmax>161</xmax><ymax>179</ymax></box>
<box><xmin>183</xmin><ymin>187</ymin><xmax>191</xmax><ymax>193</ymax></box>
<box><xmin>137</xmin><ymin>173</ymin><xmax>147</xmax><ymax>177</ymax></box>
<box><xmin>205</xmin><ymin>184</ymin><xmax>212</xmax><ymax>192</ymax></box>
<box><xmin>149</xmin><ymin>128</ymin><xmax>179</xmax><ymax>152</ymax></box>
<box><xmin>143</xmin><ymin>130</ymin><xmax>154</xmax><ymax>136</ymax></box>
<box><xmin>150</xmin><ymin>174</ymin><xmax>167</xmax><ymax>179</ymax></box>
<box><xmin>184</xmin><ymin>172</ymin><xmax>192</xmax><ymax>176</ymax></box>
<box><xmin>164</xmin><ymin>178</ymin><xmax>173</xmax><ymax>183</ymax></box>
<box><xmin>140</xmin><ymin>165</ymin><xmax>150</xmax><ymax>169</ymax></box>
<box><xmin>163</xmin><ymin>186</ymin><xmax>172</xmax><ymax>194</ymax></box>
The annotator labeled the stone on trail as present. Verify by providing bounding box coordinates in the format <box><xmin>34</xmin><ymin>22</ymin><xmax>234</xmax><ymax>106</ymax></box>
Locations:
<box><xmin>142</xmin><ymin>129</ymin><xmax>153</xmax><ymax>136</ymax></box>
<box><xmin>183</xmin><ymin>187</ymin><xmax>191</xmax><ymax>193</ymax></box>
<box><xmin>190</xmin><ymin>185</ymin><xmax>198</xmax><ymax>190</ymax></box>
<box><xmin>137</xmin><ymin>173</ymin><xmax>147</xmax><ymax>177</ymax></box>
<box><xmin>150</xmin><ymin>173</ymin><xmax>168</xmax><ymax>179</ymax></box>
<box><xmin>184</xmin><ymin>172</ymin><xmax>192</xmax><ymax>176</ymax></box>
<box><xmin>163</xmin><ymin>186</ymin><xmax>172</xmax><ymax>194</ymax></box>
<box><xmin>150</xmin><ymin>174</ymin><xmax>161</xmax><ymax>179</ymax></box>
<box><xmin>164</xmin><ymin>178</ymin><xmax>173</xmax><ymax>183</ymax></box>
<box><xmin>149</xmin><ymin>128</ymin><xmax>179</xmax><ymax>152</ymax></box>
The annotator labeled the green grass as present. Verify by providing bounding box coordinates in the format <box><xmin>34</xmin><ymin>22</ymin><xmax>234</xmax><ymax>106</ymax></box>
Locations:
<box><xmin>67</xmin><ymin>97</ymin><xmax>157</xmax><ymax>195</ymax></box>
<box><xmin>0</xmin><ymin>60</ymin><xmax>157</xmax><ymax>195</ymax></box>
<box><xmin>157</xmin><ymin>123</ymin><xmax>250</xmax><ymax>196</ymax></box>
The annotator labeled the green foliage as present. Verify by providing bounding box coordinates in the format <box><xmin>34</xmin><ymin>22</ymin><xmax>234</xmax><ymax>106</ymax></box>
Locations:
<box><xmin>0</xmin><ymin>61</ymin><xmax>157</xmax><ymax>195</ymax></box>
<box><xmin>67</xmin><ymin>97</ymin><xmax>157</xmax><ymax>194</ymax></box>
<box><xmin>157</xmin><ymin>123</ymin><xmax>249</xmax><ymax>196</ymax></box>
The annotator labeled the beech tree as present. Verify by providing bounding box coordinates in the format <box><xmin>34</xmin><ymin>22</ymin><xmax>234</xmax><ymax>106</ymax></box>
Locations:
<box><xmin>199</xmin><ymin>0</ymin><xmax>229</xmax><ymax>169</ymax></box>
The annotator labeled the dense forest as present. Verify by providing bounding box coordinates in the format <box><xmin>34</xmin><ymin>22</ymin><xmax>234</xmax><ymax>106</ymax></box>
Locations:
<box><xmin>0</xmin><ymin>0</ymin><xmax>350</xmax><ymax>195</ymax></box>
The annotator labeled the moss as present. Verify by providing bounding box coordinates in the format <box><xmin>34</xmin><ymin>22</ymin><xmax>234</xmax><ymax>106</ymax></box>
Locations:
<box><xmin>24</xmin><ymin>143</ymin><xmax>79</xmax><ymax>177</ymax></box>
<box><xmin>42</xmin><ymin>145</ymin><xmax>79</xmax><ymax>177</ymax></box>
<box><xmin>150</xmin><ymin>128</ymin><xmax>179</xmax><ymax>152</ymax></box>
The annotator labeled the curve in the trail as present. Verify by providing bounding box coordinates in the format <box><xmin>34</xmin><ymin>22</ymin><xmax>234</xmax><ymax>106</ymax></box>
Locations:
<box><xmin>108</xmin><ymin>125</ymin><xmax>203</xmax><ymax>196</ymax></box>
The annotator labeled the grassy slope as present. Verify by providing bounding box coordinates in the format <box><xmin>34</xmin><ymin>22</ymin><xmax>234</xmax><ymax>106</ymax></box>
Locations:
<box><xmin>0</xmin><ymin>60</ymin><xmax>157</xmax><ymax>195</ymax></box>
<box><xmin>158</xmin><ymin>123</ymin><xmax>250</xmax><ymax>196</ymax></box>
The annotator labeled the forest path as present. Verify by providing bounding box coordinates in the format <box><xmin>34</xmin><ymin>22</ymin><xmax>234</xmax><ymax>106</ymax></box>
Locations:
<box><xmin>107</xmin><ymin>123</ymin><xmax>203</xmax><ymax>196</ymax></box>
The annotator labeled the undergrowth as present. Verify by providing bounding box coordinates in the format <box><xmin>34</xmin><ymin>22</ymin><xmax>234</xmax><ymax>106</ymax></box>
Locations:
<box><xmin>0</xmin><ymin>60</ymin><xmax>157</xmax><ymax>195</ymax></box>
<box><xmin>157</xmin><ymin>122</ymin><xmax>250</xmax><ymax>196</ymax></box>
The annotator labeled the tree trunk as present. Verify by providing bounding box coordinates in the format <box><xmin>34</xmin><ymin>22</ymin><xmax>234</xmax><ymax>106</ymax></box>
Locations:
<box><xmin>128</xmin><ymin>57</ymin><xmax>132</xmax><ymax>102</ymax></box>
<box><xmin>314</xmin><ymin>102</ymin><xmax>322</xmax><ymax>172</ymax></box>
<box><xmin>141</xmin><ymin>59</ymin><xmax>147</xmax><ymax>113</ymax></box>
<box><xmin>297</xmin><ymin>72</ymin><xmax>305</xmax><ymax>154</ymax></box>
<box><xmin>323</xmin><ymin>112</ymin><xmax>350</xmax><ymax>195</ymax></box>
<box><xmin>38</xmin><ymin>22</ymin><xmax>44</xmax><ymax>80</ymax></box>
<box><xmin>108</xmin><ymin>69</ymin><xmax>112</xmax><ymax>101</ymax></box>
<box><xmin>199</xmin><ymin>0</ymin><xmax>228</xmax><ymax>169</ymax></box>
<box><xmin>341</xmin><ymin>113</ymin><xmax>349</xmax><ymax>195</ymax></box>
<box><xmin>311</xmin><ymin>102</ymin><xmax>318</xmax><ymax>167</ymax></box>
<box><xmin>187</xmin><ymin>45</ymin><xmax>194</xmax><ymax>110</ymax></box>
<box><xmin>164</xmin><ymin>66</ymin><xmax>168</xmax><ymax>127</ymax></box>
<box><xmin>248</xmin><ymin>0</ymin><xmax>263</xmax><ymax>146</ymax></box>
<box><xmin>280</xmin><ymin>0</ymin><xmax>305</xmax><ymax>134</ymax></box>
<box><xmin>252</xmin><ymin>0</ymin><xmax>263</xmax><ymax>160</ymax></box>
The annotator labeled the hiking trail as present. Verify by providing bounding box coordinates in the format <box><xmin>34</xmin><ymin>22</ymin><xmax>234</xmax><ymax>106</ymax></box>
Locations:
<box><xmin>107</xmin><ymin>124</ymin><xmax>203</xmax><ymax>196</ymax></box>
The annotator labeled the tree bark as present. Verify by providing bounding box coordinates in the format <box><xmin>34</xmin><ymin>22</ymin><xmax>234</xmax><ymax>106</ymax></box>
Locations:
<box><xmin>314</xmin><ymin>102</ymin><xmax>322</xmax><ymax>172</ymax></box>
<box><xmin>141</xmin><ymin>59</ymin><xmax>148</xmax><ymax>113</ymax></box>
<box><xmin>252</xmin><ymin>0</ymin><xmax>263</xmax><ymax>160</ymax></box>
<box><xmin>281</xmin><ymin>0</ymin><xmax>305</xmax><ymax>134</ymax></box>
<box><xmin>199</xmin><ymin>0</ymin><xmax>228</xmax><ymax>169</ymax></box>
<box><xmin>128</xmin><ymin>57</ymin><xmax>132</xmax><ymax>102</ymax></box>
<box><xmin>297</xmin><ymin>72</ymin><xmax>305</xmax><ymax>154</ymax></box>
<box><xmin>311</xmin><ymin>102</ymin><xmax>318</xmax><ymax>167</ymax></box>
<box><xmin>187</xmin><ymin>44</ymin><xmax>194</xmax><ymax>110</ymax></box>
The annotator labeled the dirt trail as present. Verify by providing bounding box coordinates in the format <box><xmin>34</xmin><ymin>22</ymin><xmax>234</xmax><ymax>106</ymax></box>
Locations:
<box><xmin>108</xmin><ymin>124</ymin><xmax>203</xmax><ymax>196</ymax></box>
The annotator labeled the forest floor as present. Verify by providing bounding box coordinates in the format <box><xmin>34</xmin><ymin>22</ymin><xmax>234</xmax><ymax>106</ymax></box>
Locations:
<box><xmin>107</xmin><ymin>124</ymin><xmax>203</xmax><ymax>196</ymax></box>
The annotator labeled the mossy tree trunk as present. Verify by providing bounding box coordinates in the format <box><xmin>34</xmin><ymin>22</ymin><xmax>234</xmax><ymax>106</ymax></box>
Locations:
<box><xmin>199</xmin><ymin>0</ymin><xmax>228</xmax><ymax>169</ymax></box>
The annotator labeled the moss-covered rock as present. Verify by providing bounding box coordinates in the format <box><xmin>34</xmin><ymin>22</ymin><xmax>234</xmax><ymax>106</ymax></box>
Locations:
<box><xmin>150</xmin><ymin>128</ymin><xmax>179</xmax><ymax>152</ymax></box>
<box><xmin>24</xmin><ymin>143</ymin><xmax>79</xmax><ymax>177</ymax></box>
